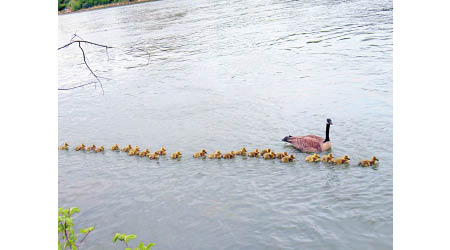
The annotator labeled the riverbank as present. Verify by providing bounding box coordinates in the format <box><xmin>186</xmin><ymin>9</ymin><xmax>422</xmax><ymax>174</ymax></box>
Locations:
<box><xmin>58</xmin><ymin>0</ymin><xmax>157</xmax><ymax>15</ymax></box>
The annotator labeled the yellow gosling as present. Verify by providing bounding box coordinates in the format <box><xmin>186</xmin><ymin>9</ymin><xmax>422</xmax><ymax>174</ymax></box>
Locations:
<box><xmin>276</xmin><ymin>152</ymin><xmax>288</xmax><ymax>159</ymax></box>
<box><xmin>289</xmin><ymin>155</ymin><xmax>295</xmax><ymax>162</ymax></box>
<box><xmin>305</xmin><ymin>153</ymin><xmax>320</xmax><ymax>162</ymax></box>
<box><xmin>236</xmin><ymin>147</ymin><xmax>247</xmax><ymax>155</ymax></box>
<box><xmin>332</xmin><ymin>155</ymin><xmax>350</xmax><ymax>165</ymax></box>
<box><xmin>75</xmin><ymin>144</ymin><xmax>86</xmax><ymax>151</ymax></box>
<box><xmin>261</xmin><ymin>148</ymin><xmax>272</xmax><ymax>155</ymax></box>
<box><xmin>171</xmin><ymin>151</ymin><xmax>182</xmax><ymax>159</ymax></box>
<box><xmin>129</xmin><ymin>147</ymin><xmax>140</xmax><ymax>156</ymax></box>
<box><xmin>359</xmin><ymin>156</ymin><xmax>379</xmax><ymax>167</ymax></box>
<box><xmin>281</xmin><ymin>155</ymin><xmax>290</xmax><ymax>163</ymax></box>
<box><xmin>139</xmin><ymin>149</ymin><xmax>150</xmax><ymax>157</ymax></box>
<box><xmin>95</xmin><ymin>146</ymin><xmax>104</xmax><ymax>152</ymax></box>
<box><xmin>155</xmin><ymin>147</ymin><xmax>167</xmax><ymax>155</ymax></box>
<box><xmin>321</xmin><ymin>153</ymin><xmax>334</xmax><ymax>163</ymax></box>
<box><xmin>248</xmin><ymin>149</ymin><xmax>260</xmax><ymax>157</ymax></box>
<box><xmin>263</xmin><ymin>151</ymin><xmax>276</xmax><ymax>159</ymax></box>
<box><xmin>59</xmin><ymin>142</ymin><xmax>69</xmax><ymax>150</ymax></box>
<box><xmin>110</xmin><ymin>144</ymin><xmax>120</xmax><ymax>151</ymax></box>
<box><xmin>193</xmin><ymin>149</ymin><xmax>207</xmax><ymax>158</ymax></box>
<box><xmin>86</xmin><ymin>144</ymin><xmax>96</xmax><ymax>151</ymax></box>
<box><xmin>122</xmin><ymin>145</ymin><xmax>132</xmax><ymax>152</ymax></box>
<box><xmin>148</xmin><ymin>153</ymin><xmax>159</xmax><ymax>160</ymax></box>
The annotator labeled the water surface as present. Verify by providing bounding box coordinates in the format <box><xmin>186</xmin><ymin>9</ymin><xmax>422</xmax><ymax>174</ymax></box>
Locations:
<box><xmin>58</xmin><ymin>0</ymin><xmax>393</xmax><ymax>249</ymax></box>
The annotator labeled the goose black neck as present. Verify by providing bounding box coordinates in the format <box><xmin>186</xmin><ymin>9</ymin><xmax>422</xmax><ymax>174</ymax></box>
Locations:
<box><xmin>324</xmin><ymin>123</ymin><xmax>330</xmax><ymax>142</ymax></box>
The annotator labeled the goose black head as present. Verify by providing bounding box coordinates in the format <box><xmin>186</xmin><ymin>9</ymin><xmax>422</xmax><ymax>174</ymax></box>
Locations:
<box><xmin>327</xmin><ymin>118</ymin><xmax>333</xmax><ymax>125</ymax></box>
<box><xmin>282</xmin><ymin>135</ymin><xmax>292</xmax><ymax>142</ymax></box>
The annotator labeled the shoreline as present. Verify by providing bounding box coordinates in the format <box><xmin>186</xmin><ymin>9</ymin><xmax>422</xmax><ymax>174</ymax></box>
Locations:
<box><xmin>58</xmin><ymin>0</ymin><xmax>157</xmax><ymax>15</ymax></box>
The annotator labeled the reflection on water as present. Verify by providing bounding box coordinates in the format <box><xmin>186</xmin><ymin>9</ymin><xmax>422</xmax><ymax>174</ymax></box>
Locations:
<box><xmin>59</xmin><ymin>0</ymin><xmax>392</xmax><ymax>249</ymax></box>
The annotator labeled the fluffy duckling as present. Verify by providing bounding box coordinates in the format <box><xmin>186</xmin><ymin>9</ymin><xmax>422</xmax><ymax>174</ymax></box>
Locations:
<box><xmin>75</xmin><ymin>144</ymin><xmax>86</xmax><ymax>151</ymax></box>
<box><xmin>288</xmin><ymin>155</ymin><xmax>295</xmax><ymax>162</ymax></box>
<box><xmin>276</xmin><ymin>152</ymin><xmax>288</xmax><ymax>159</ymax></box>
<box><xmin>332</xmin><ymin>155</ymin><xmax>350</xmax><ymax>165</ymax></box>
<box><xmin>260</xmin><ymin>148</ymin><xmax>272</xmax><ymax>155</ymax></box>
<box><xmin>86</xmin><ymin>144</ymin><xmax>97</xmax><ymax>151</ymax></box>
<box><xmin>223</xmin><ymin>151</ymin><xmax>236</xmax><ymax>159</ymax></box>
<box><xmin>171</xmin><ymin>151</ymin><xmax>182</xmax><ymax>159</ymax></box>
<box><xmin>110</xmin><ymin>144</ymin><xmax>120</xmax><ymax>151</ymax></box>
<box><xmin>248</xmin><ymin>149</ymin><xmax>260</xmax><ymax>157</ymax></box>
<box><xmin>321</xmin><ymin>153</ymin><xmax>334</xmax><ymax>163</ymax></box>
<box><xmin>236</xmin><ymin>147</ymin><xmax>247</xmax><ymax>155</ymax></box>
<box><xmin>139</xmin><ymin>149</ymin><xmax>150</xmax><ymax>157</ymax></box>
<box><xmin>305</xmin><ymin>153</ymin><xmax>320</xmax><ymax>162</ymax></box>
<box><xmin>263</xmin><ymin>151</ymin><xmax>276</xmax><ymax>159</ymax></box>
<box><xmin>155</xmin><ymin>147</ymin><xmax>167</xmax><ymax>155</ymax></box>
<box><xmin>59</xmin><ymin>142</ymin><xmax>69</xmax><ymax>150</ymax></box>
<box><xmin>281</xmin><ymin>154</ymin><xmax>295</xmax><ymax>163</ymax></box>
<box><xmin>359</xmin><ymin>156</ymin><xmax>379</xmax><ymax>167</ymax></box>
<box><xmin>208</xmin><ymin>150</ymin><xmax>222</xmax><ymax>159</ymax></box>
<box><xmin>193</xmin><ymin>149</ymin><xmax>207</xmax><ymax>158</ymax></box>
<box><xmin>148</xmin><ymin>153</ymin><xmax>159</xmax><ymax>160</ymax></box>
<box><xmin>128</xmin><ymin>148</ymin><xmax>139</xmax><ymax>156</ymax></box>
<box><xmin>121</xmin><ymin>145</ymin><xmax>132</xmax><ymax>152</ymax></box>
<box><xmin>95</xmin><ymin>146</ymin><xmax>104</xmax><ymax>152</ymax></box>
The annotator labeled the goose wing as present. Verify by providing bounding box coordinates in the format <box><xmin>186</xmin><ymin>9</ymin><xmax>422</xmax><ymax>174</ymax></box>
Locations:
<box><xmin>289</xmin><ymin>136</ymin><xmax>322</xmax><ymax>153</ymax></box>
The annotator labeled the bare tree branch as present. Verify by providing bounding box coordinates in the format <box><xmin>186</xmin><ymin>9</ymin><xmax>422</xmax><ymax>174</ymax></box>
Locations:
<box><xmin>58</xmin><ymin>40</ymin><xmax>113</xmax><ymax>50</ymax></box>
<box><xmin>58</xmin><ymin>33</ymin><xmax>152</xmax><ymax>94</ymax></box>
<box><xmin>78</xmin><ymin>42</ymin><xmax>104</xmax><ymax>95</ymax></box>
<box><xmin>58</xmin><ymin>81</ymin><xmax>96</xmax><ymax>91</ymax></box>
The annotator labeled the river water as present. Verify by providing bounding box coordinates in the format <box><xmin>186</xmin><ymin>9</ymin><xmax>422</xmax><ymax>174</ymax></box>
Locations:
<box><xmin>58</xmin><ymin>0</ymin><xmax>392</xmax><ymax>249</ymax></box>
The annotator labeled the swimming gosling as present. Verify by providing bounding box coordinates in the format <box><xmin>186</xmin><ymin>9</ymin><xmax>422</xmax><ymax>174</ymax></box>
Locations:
<box><xmin>332</xmin><ymin>155</ymin><xmax>350</xmax><ymax>165</ymax></box>
<box><xmin>359</xmin><ymin>156</ymin><xmax>379</xmax><ymax>167</ymax></box>
<box><xmin>75</xmin><ymin>144</ymin><xmax>86</xmax><ymax>151</ymax></box>
<box><xmin>305</xmin><ymin>153</ymin><xmax>320</xmax><ymax>162</ymax></box>
<box><xmin>236</xmin><ymin>147</ymin><xmax>247</xmax><ymax>155</ymax></box>
<box><xmin>193</xmin><ymin>149</ymin><xmax>207</xmax><ymax>158</ymax></box>
<box><xmin>276</xmin><ymin>152</ymin><xmax>288</xmax><ymax>159</ymax></box>
<box><xmin>111</xmin><ymin>144</ymin><xmax>120</xmax><ymax>151</ymax></box>
<box><xmin>122</xmin><ymin>145</ymin><xmax>132</xmax><ymax>152</ymax></box>
<box><xmin>248</xmin><ymin>149</ymin><xmax>260</xmax><ymax>157</ymax></box>
<box><xmin>59</xmin><ymin>142</ymin><xmax>69</xmax><ymax>150</ymax></box>
<box><xmin>95</xmin><ymin>146</ymin><xmax>104</xmax><ymax>152</ymax></box>
<box><xmin>321</xmin><ymin>153</ymin><xmax>334</xmax><ymax>163</ymax></box>
<box><xmin>171</xmin><ymin>151</ymin><xmax>182</xmax><ymax>159</ymax></box>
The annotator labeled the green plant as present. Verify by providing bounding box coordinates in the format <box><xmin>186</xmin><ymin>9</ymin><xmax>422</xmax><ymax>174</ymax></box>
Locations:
<box><xmin>113</xmin><ymin>233</ymin><xmax>155</xmax><ymax>250</ymax></box>
<box><xmin>58</xmin><ymin>207</ymin><xmax>95</xmax><ymax>250</ymax></box>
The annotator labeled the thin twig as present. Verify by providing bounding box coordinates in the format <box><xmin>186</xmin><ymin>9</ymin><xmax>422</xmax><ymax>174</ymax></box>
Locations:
<box><xmin>58</xmin><ymin>81</ymin><xmax>96</xmax><ymax>90</ymax></box>
<box><xmin>78</xmin><ymin>42</ymin><xmax>104</xmax><ymax>95</ymax></box>
<box><xmin>58</xmin><ymin>40</ymin><xmax>113</xmax><ymax>50</ymax></box>
<box><xmin>79</xmin><ymin>230</ymin><xmax>92</xmax><ymax>244</ymax></box>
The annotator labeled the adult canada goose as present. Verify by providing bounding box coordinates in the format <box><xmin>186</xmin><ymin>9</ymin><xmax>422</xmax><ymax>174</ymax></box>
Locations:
<box><xmin>282</xmin><ymin>119</ymin><xmax>333</xmax><ymax>153</ymax></box>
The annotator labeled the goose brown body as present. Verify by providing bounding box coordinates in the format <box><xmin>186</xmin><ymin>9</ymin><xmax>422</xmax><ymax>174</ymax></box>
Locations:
<box><xmin>282</xmin><ymin>119</ymin><xmax>333</xmax><ymax>153</ymax></box>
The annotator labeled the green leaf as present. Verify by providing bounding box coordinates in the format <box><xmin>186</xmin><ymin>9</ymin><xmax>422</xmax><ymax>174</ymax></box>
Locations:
<box><xmin>125</xmin><ymin>248</ymin><xmax>132</xmax><ymax>250</ymax></box>
<box><xmin>80</xmin><ymin>228</ymin><xmax>88</xmax><ymax>234</ymax></box>
<box><xmin>120</xmin><ymin>233</ymin><xmax>126</xmax><ymax>240</ymax></box>
<box><xmin>146</xmin><ymin>243</ymin><xmax>155</xmax><ymax>250</ymax></box>
<box><xmin>70</xmin><ymin>207</ymin><xmax>80</xmax><ymax>215</ymax></box>
<box><xmin>127</xmin><ymin>234</ymin><xmax>137</xmax><ymax>240</ymax></box>
<box><xmin>113</xmin><ymin>233</ymin><xmax>120</xmax><ymax>243</ymax></box>
<box><xmin>138</xmin><ymin>242</ymin><xmax>145</xmax><ymax>249</ymax></box>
